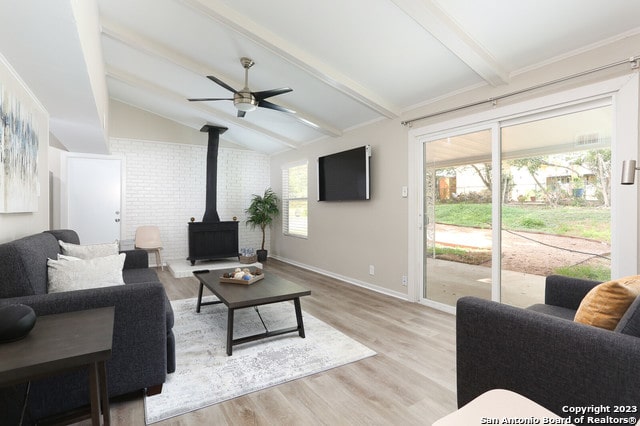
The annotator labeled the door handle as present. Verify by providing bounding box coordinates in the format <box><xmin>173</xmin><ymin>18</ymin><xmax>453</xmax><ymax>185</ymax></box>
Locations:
<box><xmin>115</xmin><ymin>218</ymin><xmax>120</xmax><ymax>223</ymax></box>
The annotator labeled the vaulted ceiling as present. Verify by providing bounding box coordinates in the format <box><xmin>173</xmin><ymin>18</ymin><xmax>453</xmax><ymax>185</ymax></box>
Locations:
<box><xmin>1</xmin><ymin>0</ymin><xmax>640</xmax><ymax>155</ymax></box>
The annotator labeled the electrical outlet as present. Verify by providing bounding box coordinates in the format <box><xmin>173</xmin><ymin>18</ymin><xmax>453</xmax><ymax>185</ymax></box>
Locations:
<box><xmin>369</xmin><ymin>265</ymin><xmax>375</xmax><ymax>275</ymax></box>
<box><xmin>402</xmin><ymin>275</ymin><xmax>408</xmax><ymax>286</ymax></box>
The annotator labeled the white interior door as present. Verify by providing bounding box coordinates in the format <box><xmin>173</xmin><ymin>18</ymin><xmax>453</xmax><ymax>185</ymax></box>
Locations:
<box><xmin>64</xmin><ymin>155</ymin><xmax>122</xmax><ymax>244</ymax></box>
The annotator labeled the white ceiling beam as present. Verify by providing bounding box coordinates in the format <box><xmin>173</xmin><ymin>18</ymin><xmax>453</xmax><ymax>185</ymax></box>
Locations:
<box><xmin>390</xmin><ymin>0</ymin><xmax>510</xmax><ymax>86</ymax></box>
<box><xmin>101</xmin><ymin>21</ymin><xmax>342</xmax><ymax>138</ymax></box>
<box><xmin>106</xmin><ymin>66</ymin><xmax>302</xmax><ymax>150</ymax></box>
<box><xmin>101</xmin><ymin>19</ymin><xmax>216</xmax><ymax>78</ymax></box>
<box><xmin>176</xmin><ymin>0</ymin><xmax>401</xmax><ymax>118</ymax></box>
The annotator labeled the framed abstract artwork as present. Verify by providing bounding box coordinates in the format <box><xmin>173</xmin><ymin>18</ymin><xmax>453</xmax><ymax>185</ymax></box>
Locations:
<box><xmin>0</xmin><ymin>68</ymin><xmax>43</xmax><ymax>213</ymax></box>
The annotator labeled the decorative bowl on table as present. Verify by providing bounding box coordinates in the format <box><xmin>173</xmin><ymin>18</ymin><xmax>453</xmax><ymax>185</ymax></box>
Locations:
<box><xmin>219</xmin><ymin>268</ymin><xmax>264</xmax><ymax>285</ymax></box>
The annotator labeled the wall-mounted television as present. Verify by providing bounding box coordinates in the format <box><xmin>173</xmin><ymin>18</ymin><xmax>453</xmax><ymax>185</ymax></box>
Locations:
<box><xmin>317</xmin><ymin>145</ymin><xmax>371</xmax><ymax>201</ymax></box>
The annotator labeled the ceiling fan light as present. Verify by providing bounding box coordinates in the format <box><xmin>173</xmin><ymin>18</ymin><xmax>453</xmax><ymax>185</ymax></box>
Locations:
<box><xmin>234</xmin><ymin>91</ymin><xmax>258</xmax><ymax>112</ymax></box>
<box><xmin>235</xmin><ymin>99</ymin><xmax>258</xmax><ymax>112</ymax></box>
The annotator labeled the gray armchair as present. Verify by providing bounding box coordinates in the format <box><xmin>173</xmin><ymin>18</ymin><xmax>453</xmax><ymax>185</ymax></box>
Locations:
<box><xmin>456</xmin><ymin>275</ymin><xmax>640</xmax><ymax>420</ymax></box>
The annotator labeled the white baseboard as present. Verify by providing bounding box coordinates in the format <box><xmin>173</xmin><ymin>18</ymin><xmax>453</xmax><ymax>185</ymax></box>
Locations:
<box><xmin>269</xmin><ymin>255</ymin><xmax>410</xmax><ymax>302</ymax></box>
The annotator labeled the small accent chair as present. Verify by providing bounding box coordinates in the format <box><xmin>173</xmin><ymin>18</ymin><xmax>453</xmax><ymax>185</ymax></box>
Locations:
<box><xmin>135</xmin><ymin>225</ymin><xmax>164</xmax><ymax>270</ymax></box>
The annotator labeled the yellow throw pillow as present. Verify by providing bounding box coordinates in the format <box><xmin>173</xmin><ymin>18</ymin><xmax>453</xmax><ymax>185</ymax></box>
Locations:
<box><xmin>574</xmin><ymin>276</ymin><xmax>640</xmax><ymax>330</ymax></box>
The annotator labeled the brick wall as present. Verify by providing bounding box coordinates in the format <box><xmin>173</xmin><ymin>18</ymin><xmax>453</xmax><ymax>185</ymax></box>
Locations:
<box><xmin>110</xmin><ymin>138</ymin><xmax>271</xmax><ymax>265</ymax></box>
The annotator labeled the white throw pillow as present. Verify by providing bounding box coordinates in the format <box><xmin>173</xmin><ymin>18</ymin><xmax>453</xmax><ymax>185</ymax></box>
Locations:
<box><xmin>47</xmin><ymin>253</ymin><xmax>126</xmax><ymax>293</ymax></box>
<box><xmin>59</xmin><ymin>240</ymin><xmax>119</xmax><ymax>259</ymax></box>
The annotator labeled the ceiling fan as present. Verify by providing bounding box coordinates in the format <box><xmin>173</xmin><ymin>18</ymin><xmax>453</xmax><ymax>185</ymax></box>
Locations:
<box><xmin>188</xmin><ymin>57</ymin><xmax>295</xmax><ymax>118</ymax></box>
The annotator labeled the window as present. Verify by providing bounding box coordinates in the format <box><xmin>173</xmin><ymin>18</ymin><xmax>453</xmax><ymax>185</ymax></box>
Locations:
<box><xmin>282</xmin><ymin>162</ymin><xmax>308</xmax><ymax>238</ymax></box>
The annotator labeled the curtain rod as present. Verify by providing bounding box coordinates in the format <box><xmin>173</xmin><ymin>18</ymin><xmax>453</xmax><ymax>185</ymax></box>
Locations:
<box><xmin>401</xmin><ymin>55</ymin><xmax>640</xmax><ymax>127</ymax></box>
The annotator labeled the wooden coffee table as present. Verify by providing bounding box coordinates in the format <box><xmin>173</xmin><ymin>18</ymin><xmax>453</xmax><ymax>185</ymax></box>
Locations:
<box><xmin>194</xmin><ymin>270</ymin><xmax>311</xmax><ymax>355</ymax></box>
<box><xmin>0</xmin><ymin>307</ymin><xmax>114</xmax><ymax>425</ymax></box>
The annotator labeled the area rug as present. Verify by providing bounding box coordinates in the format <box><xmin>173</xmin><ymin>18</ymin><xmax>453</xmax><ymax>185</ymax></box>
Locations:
<box><xmin>145</xmin><ymin>296</ymin><xmax>376</xmax><ymax>423</ymax></box>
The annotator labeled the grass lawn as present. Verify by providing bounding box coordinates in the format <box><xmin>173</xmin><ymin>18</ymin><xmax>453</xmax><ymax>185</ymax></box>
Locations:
<box><xmin>434</xmin><ymin>202</ymin><xmax>611</xmax><ymax>280</ymax></box>
<box><xmin>435</xmin><ymin>203</ymin><xmax>610</xmax><ymax>243</ymax></box>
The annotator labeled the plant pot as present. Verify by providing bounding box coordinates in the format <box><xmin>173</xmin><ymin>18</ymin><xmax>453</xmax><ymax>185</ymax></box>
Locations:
<box><xmin>257</xmin><ymin>249</ymin><xmax>268</xmax><ymax>262</ymax></box>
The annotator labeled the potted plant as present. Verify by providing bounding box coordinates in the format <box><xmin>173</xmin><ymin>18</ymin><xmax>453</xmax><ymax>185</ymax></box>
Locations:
<box><xmin>526</xmin><ymin>189</ymin><xmax>539</xmax><ymax>202</ymax></box>
<box><xmin>245</xmin><ymin>188</ymin><xmax>279</xmax><ymax>262</ymax></box>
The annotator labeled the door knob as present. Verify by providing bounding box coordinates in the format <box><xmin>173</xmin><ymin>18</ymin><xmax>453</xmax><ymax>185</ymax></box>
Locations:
<box><xmin>115</xmin><ymin>218</ymin><xmax>120</xmax><ymax>223</ymax></box>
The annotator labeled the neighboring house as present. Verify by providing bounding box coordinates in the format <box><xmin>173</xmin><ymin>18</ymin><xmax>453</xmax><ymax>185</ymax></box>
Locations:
<box><xmin>442</xmin><ymin>154</ymin><xmax>603</xmax><ymax>204</ymax></box>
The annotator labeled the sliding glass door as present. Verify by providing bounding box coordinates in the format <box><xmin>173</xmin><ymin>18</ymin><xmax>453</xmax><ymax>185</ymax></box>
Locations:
<box><xmin>421</xmin><ymin>104</ymin><xmax>615</xmax><ymax>309</ymax></box>
<box><xmin>423</xmin><ymin>129</ymin><xmax>495</xmax><ymax>306</ymax></box>
<box><xmin>499</xmin><ymin>106</ymin><xmax>612</xmax><ymax>307</ymax></box>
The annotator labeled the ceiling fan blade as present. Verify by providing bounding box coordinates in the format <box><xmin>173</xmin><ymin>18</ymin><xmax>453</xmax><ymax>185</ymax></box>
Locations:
<box><xmin>258</xmin><ymin>99</ymin><xmax>296</xmax><ymax>114</ymax></box>
<box><xmin>253</xmin><ymin>88</ymin><xmax>292</xmax><ymax>100</ymax></box>
<box><xmin>237</xmin><ymin>110</ymin><xmax>246</xmax><ymax>118</ymax></box>
<box><xmin>207</xmin><ymin>75</ymin><xmax>238</xmax><ymax>94</ymax></box>
<box><xmin>188</xmin><ymin>97</ymin><xmax>233</xmax><ymax>102</ymax></box>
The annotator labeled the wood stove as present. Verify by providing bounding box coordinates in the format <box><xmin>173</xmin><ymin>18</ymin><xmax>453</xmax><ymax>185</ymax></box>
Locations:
<box><xmin>187</xmin><ymin>221</ymin><xmax>238</xmax><ymax>265</ymax></box>
<box><xmin>187</xmin><ymin>125</ymin><xmax>239</xmax><ymax>265</ymax></box>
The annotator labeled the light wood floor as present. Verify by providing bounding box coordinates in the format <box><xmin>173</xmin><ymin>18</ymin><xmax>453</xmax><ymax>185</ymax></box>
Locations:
<box><xmin>89</xmin><ymin>259</ymin><xmax>458</xmax><ymax>425</ymax></box>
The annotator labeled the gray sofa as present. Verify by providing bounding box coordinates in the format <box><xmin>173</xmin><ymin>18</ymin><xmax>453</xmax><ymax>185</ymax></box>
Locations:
<box><xmin>0</xmin><ymin>229</ymin><xmax>175</xmax><ymax>423</ymax></box>
<box><xmin>456</xmin><ymin>275</ymin><xmax>640</xmax><ymax>420</ymax></box>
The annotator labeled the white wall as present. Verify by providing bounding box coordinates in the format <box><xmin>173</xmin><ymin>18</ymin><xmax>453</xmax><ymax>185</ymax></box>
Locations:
<box><xmin>48</xmin><ymin>146</ymin><xmax>65</xmax><ymax>230</ymax></box>
<box><xmin>109</xmin><ymin>100</ymin><xmax>244</xmax><ymax>150</ymax></box>
<box><xmin>109</xmin><ymin>138</ymin><xmax>270</xmax><ymax>265</ymax></box>
<box><xmin>270</xmin><ymin>118</ymin><xmax>410</xmax><ymax>299</ymax></box>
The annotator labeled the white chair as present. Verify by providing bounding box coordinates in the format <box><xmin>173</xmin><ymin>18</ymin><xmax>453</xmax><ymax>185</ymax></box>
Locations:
<box><xmin>135</xmin><ymin>226</ymin><xmax>164</xmax><ymax>270</ymax></box>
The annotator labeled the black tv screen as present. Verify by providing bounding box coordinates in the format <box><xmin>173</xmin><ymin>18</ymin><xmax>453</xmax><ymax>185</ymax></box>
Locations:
<box><xmin>317</xmin><ymin>145</ymin><xmax>371</xmax><ymax>201</ymax></box>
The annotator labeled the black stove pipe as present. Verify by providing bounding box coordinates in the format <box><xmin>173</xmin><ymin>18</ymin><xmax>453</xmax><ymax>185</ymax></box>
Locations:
<box><xmin>200</xmin><ymin>124</ymin><xmax>228</xmax><ymax>223</ymax></box>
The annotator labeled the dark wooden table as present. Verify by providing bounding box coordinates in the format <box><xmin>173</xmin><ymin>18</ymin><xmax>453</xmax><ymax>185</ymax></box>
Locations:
<box><xmin>0</xmin><ymin>307</ymin><xmax>114</xmax><ymax>425</ymax></box>
<box><xmin>194</xmin><ymin>270</ymin><xmax>311</xmax><ymax>355</ymax></box>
